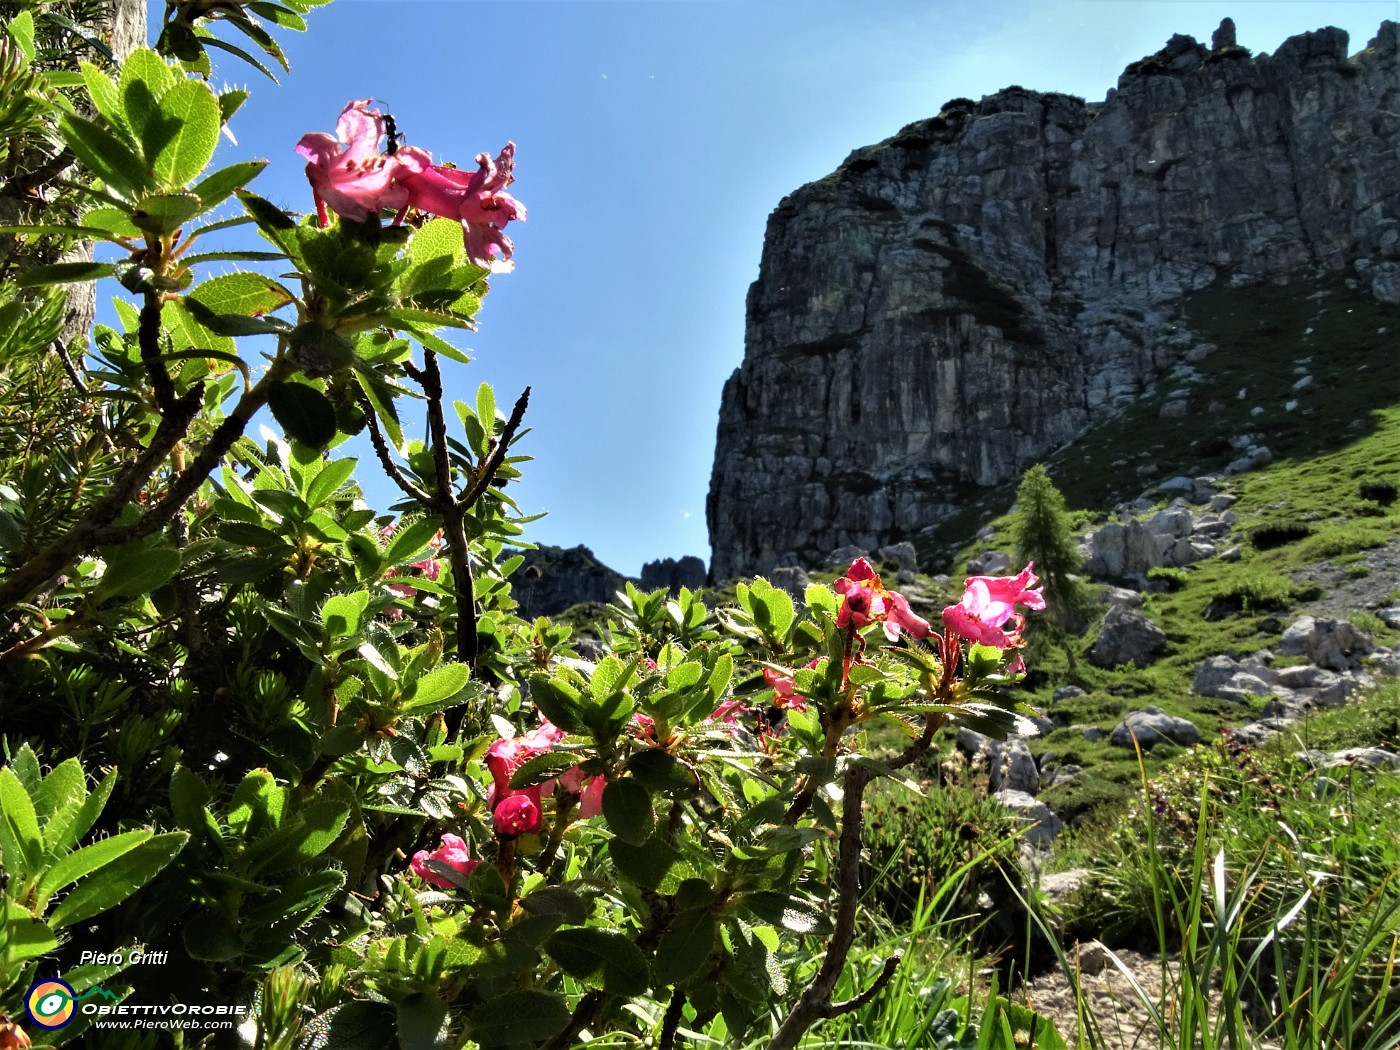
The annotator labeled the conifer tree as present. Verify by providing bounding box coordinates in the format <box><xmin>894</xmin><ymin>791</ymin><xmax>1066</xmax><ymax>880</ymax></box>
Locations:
<box><xmin>1012</xmin><ymin>463</ymin><xmax>1092</xmax><ymax>633</ymax></box>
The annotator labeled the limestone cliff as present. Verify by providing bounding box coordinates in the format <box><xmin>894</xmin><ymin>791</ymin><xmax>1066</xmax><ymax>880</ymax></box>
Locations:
<box><xmin>707</xmin><ymin>21</ymin><xmax>1400</xmax><ymax>581</ymax></box>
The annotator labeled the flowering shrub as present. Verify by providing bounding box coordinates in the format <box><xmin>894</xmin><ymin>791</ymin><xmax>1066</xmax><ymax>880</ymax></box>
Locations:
<box><xmin>0</xmin><ymin>6</ymin><xmax>1056</xmax><ymax>1048</ymax></box>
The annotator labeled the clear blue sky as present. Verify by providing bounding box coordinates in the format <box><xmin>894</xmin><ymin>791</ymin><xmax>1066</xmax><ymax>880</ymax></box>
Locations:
<box><xmin>152</xmin><ymin>0</ymin><xmax>1399</xmax><ymax>576</ymax></box>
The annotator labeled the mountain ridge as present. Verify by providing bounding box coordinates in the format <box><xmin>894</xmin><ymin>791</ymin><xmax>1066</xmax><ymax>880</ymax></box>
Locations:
<box><xmin>707</xmin><ymin>19</ymin><xmax>1400</xmax><ymax>581</ymax></box>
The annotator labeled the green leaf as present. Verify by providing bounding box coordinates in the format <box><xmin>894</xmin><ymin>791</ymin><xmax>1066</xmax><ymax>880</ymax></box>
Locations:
<box><xmin>354</xmin><ymin>368</ymin><xmax>403</xmax><ymax>450</ymax></box>
<box><xmin>118</xmin><ymin>49</ymin><xmax>177</xmax><ymax>142</ymax></box>
<box><xmin>475</xmin><ymin>382</ymin><xmax>497</xmax><ymax>432</ymax></box>
<box><xmin>627</xmin><ymin>749</ymin><xmax>699</xmax><ymax>797</ymax></box>
<box><xmin>1</xmin><ymin>901</ymin><xmax>57</xmax><ymax>962</ymax></box>
<box><xmin>382</xmin><ymin>517</ymin><xmax>440</xmax><ymax>568</ymax></box>
<box><xmin>46</xmin><ymin>768</ymin><xmax>116</xmax><ymax>855</ymax></box>
<box><xmin>183</xmin><ymin>911</ymin><xmax>244</xmax><ymax>961</ymax></box>
<box><xmin>38</xmin><ymin>829</ymin><xmax>154</xmax><ymax>902</ymax></box>
<box><xmin>655</xmin><ymin>909</ymin><xmax>719</xmax><ymax>986</ymax></box>
<box><xmin>187</xmin><ymin>271</ymin><xmax>289</xmax><ymax>316</ymax></box>
<box><xmin>608</xmin><ymin>833</ymin><xmax>692</xmax><ymax>894</ymax></box>
<box><xmin>321</xmin><ymin>590</ymin><xmax>370</xmax><ymax>638</ymax></box>
<box><xmin>403</xmin><ymin>663</ymin><xmax>471</xmax><ymax>712</ymax></box>
<box><xmin>590</xmin><ymin>655</ymin><xmax>629</xmax><ymax>702</ymax></box>
<box><xmin>96</xmin><ymin>541</ymin><xmax>181</xmax><ymax>597</ymax></box>
<box><xmin>506</xmin><ymin>751</ymin><xmax>580</xmax><ymax>791</ymax></box>
<box><xmin>170</xmin><ymin>766</ymin><xmax>218</xmax><ymax>840</ymax></box>
<box><xmin>49</xmin><ymin>832</ymin><xmax>188</xmax><ymax>928</ymax></box>
<box><xmin>602</xmin><ymin>778</ymin><xmax>655</xmax><ymax>846</ymax></box>
<box><xmin>190</xmin><ymin>158</ymin><xmax>266</xmax><ymax>210</ymax></box>
<box><xmin>741</xmin><ymin>891</ymin><xmax>832</xmax><ymax>935</ymax></box>
<box><xmin>199</xmin><ymin>32</ymin><xmax>280</xmax><ymax>83</ymax></box>
<box><xmin>545</xmin><ymin>928</ymin><xmax>652</xmax><ymax>997</ymax></box>
<box><xmin>0</xmin><ymin>766</ymin><xmax>43</xmax><ymax>878</ymax></box>
<box><xmin>15</xmin><ymin>261</ymin><xmax>116</xmax><ymax>287</ymax></box>
<box><xmin>242</xmin><ymin>868</ymin><xmax>344</xmax><ymax>929</ymax></box>
<box><xmin>227</xmin><ymin>768</ymin><xmax>285</xmax><ymax>837</ymax></box>
<box><xmin>527</xmin><ymin>675</ymin><xmax>590</xmax><ymax>736</ymax></box>
<box><xmin>5</xmin><ymin>10</ymin><xmax>35</xmax><ymax>62</ymax></box>
<box><xmin>520</xmin><ymin>885</ymin><xmax>589</xmax><ymax>926</ymax></box>
<box><xmin>146</xmin><ymin>78</ymin><xmax>221</xmax><ymax>187</ymax></box>
<box><xmin>31</xmin><ymin>759</ymin><xmax>86</xmax><ymax>830</ymax></box>
<box><xmin>244</xmin><ymin>800</ymin><xmax>350</xmax><ymax>874</ymax></box>
<box><xmin>305</xmin><ymin>1002</ymin><xmax>396</xmax><ymax>1049</ymax></box>
<box><xmin>131</xmin><ymin>192</ymin><xmax>203</xmax><ymax>235</ymax></box>
<box><xmin>79</xmin><ymin>61</ymin><xmax>124</xmax><ymax>132</ymax></box>
<box><xmin>267</xmin><ymin>381</ymin><xmax>337</xmax><ymax>449</ymax></box>
<box><xmin>465</xmin><ymin>991</ymin><xmax>570</xmax><ymax>1046</ymax></box>
<box><xmin>304</xmin><ymin>457</ymin><xmax>357</xmax><ymax>508</ymax></box>
<box><xmin>59</xmin><ymin>112</ymin><xmax>151</xmax><ymax>197</ymax></box>
<box><xmin>396</xmin><ymin>996</ymin><xmax>449</xmax><ymax>1050</ymax></box>
<box><xmin>218</xmin><ymin>87</ymin><xmax>250</xmax><ymax>125</ymax></box>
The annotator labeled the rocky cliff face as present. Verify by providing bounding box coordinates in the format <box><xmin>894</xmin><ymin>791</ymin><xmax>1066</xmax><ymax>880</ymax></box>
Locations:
<box><xmin>707</xmin><ymin>21</ymin><xmax>1400</xmax><ymax>581</ymax></box>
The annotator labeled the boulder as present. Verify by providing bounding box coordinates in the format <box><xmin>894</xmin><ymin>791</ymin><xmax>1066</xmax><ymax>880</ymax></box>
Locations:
<box><xmin>876</xmin><ymin>541</ymin><xmax>919</xmax><ymax>584</ymax></box>
<box><xmin>767</xmin><ymin>566</ymin><xmax>813</xmax><ymax>600</ymax></box>
<box><xmin>1279</xmin><ymin>616</ymin><xmax>1375</xmax><ymax>671</ymax></box>
<box><xmin>994</xmin><ymin>790</ymin><xmax>1063</xmax><ymax>846</ymax></box>
<box><xmin>957</xmin><ymin>729</ymin><xmax>1040</xmax><ymax>795</ymax></box>
<box><xmin>1192</xmin><ymin>655</ymin><xmax>1273</xmax><ymax>699</ymax></box>
<box><xmin>1088</xmin><ymin>605</ymin><xmax>1167</xmax><ymax>668</ymax></box>
<box><xmin>1111</xmin><ymin>707</ymin><xmax>1200</xmax><ymax>748</ymax></box>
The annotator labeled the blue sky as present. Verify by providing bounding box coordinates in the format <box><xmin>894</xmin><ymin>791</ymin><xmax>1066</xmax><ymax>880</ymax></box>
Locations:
<box><xmin>157</xmin><ymin>0</ymin><xmax>1399</xmax><ymax>576</ymax></box>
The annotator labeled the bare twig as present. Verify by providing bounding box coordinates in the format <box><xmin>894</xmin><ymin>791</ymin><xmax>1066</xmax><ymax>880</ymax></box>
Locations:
<box><xmin>765</xmin><ymin>761</ymin><xmax>877</xmax><ymax>1050</ymax></box>
<box><xmin>0</xmin><ymin>384</ymin><xmax>203</xmax><ymax>612</ymax></box>
<box><xmin>363</xmin><ymin>395</ymin><xmax>434</xmax><ymax>505</ymax></box>
<box><xmin>822</xmin><ymin>951</ymin><xmax>902</xmax><ymax>1018</ymax></box>
<box><xmin>545</xmin><ymin>990</ymin><xmax>605</xmax><ymax>1050</ymax></box>
<box><xmin>459</xmin><ymin>386</ymin><xmax>530</xmax><ymax>508</ymax></box>
<box><xmin>139</xmin><ymin>291</ymin><xmax>176</xmax><ymax>414</ymax></box>
<box><xmin>658</xmin><ymin>986</ymin><xmax>687</xmax><ymax>1050</ymax></box>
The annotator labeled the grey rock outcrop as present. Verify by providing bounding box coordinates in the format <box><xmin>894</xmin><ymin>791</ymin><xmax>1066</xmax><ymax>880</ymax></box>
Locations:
<box><xmin>708</xmin><ymin>22</ymin><xmax>1400</xmax><ymax>579</ymax></box>
<box><xmin>957</xmin><ymin>729</ymin><xmax>1040</xmax><ymax>794</ymax></box>
<box><xmin>1279</xmin><ymin>615</ymin><xmax>1375</xmax><ymax>671</ymax></box>
<box><xmin>994</xmin><ymin>789</ymin><xmax>1063</xmax><ymax>846</ymax></box>
<box><xmin>1088</xmin><ymin>605</ymin><xmax>1167</xmax><ymax>667</ymax></box>
<box><xmin>639</xmin><ymin>556</ymin><xmax>707</xmax><ymax>594</ymax></box>
<box><xmin>1111</xmin><ymin>707</ymin><xmax>1201</xmax><ymax>748</ymax></box>
<box><xmin>510</xmin><ymin>545</ymin><xmax>628</xmax><ymax>617</ymax></box>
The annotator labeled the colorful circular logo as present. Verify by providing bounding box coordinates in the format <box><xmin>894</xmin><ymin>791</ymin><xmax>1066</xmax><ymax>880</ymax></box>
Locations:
<box><xmin>25</xmin><ymin>979</ymin><xmax>76</xmax><ymax>1030</ymax></box>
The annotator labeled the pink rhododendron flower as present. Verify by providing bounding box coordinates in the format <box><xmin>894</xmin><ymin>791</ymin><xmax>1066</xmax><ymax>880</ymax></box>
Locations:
<box><xmin>493</xmin><ymin>792</ymin><xmax>541</xmax><ymax>836</ymax></box>
<box><xmin>762</xmin><ymin>661</ymin><xmax>817</xmax><ymax>712</ymax></box>
<box><xmin>631</xmin><ymin>711</ymin><xmax>659</xmax><ymax>744</ymax></box>
<box><xmin>965</xmin><ymin>562</ymin><xmax>1045</xmax><ymax>612</ymax></box>
<box><xmin>942</xmin><ymin>563</ymin><xmax>1043</xmax><ymax>649</ymax></box>
<box><xmin>711</xmin><ymin>698</ymin><xmax>749</xmax><ymax>724</ymax></box>
<box><xmin>410</xmin><ymin>833</ymin><xmax>478</xmax><ymax>888</ymax></box>
<box><xmin>296</xmin><ymin>99</ymin><xmax>409</xmax><ymax>224</ymax></box>
<box><xmin>832</xmin><ymin>558</ymin><xmax>931</xmax><ymax>641</ymax></box>
<box><xmin>555</xmin><ymin>766</ymin><xmax>606</xmax><ymax>819</ymax></box>
<box><xmin>396</xmin><ymin>142</ymin><xmax>525</xmax><ymax>272</ymax></box>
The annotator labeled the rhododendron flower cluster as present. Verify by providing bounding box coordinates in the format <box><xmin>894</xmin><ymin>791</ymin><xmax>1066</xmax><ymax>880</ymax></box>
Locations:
<box><xmin>833</xmin><ymin>558</ymin><xmax>932</xmax><ymax>641</ymax></box>
<box><xmin>410</xmin><ymin>833</ymin><xmax>477</xmax><ymax>888</ymax></box>
<box><xmin>942</xmin><ymin>562</ymin><xmax>1045</xmax><ymax>649</ymax></box>
<box><xmin>484</xmin><ymin>720</ymin><xmax>602</xmax><ymax>837</ymax></box>
<box><xmin>297</xmin><ymin>99</ymin><xmax>525</xmax><ymax>271</ymax></box>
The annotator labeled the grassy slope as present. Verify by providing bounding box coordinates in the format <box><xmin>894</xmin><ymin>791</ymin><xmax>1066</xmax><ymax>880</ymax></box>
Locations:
<box><xmin>921</xmin><ymin>277</ymin><xmax>1400</xmax><ymax>820</ymax></box>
